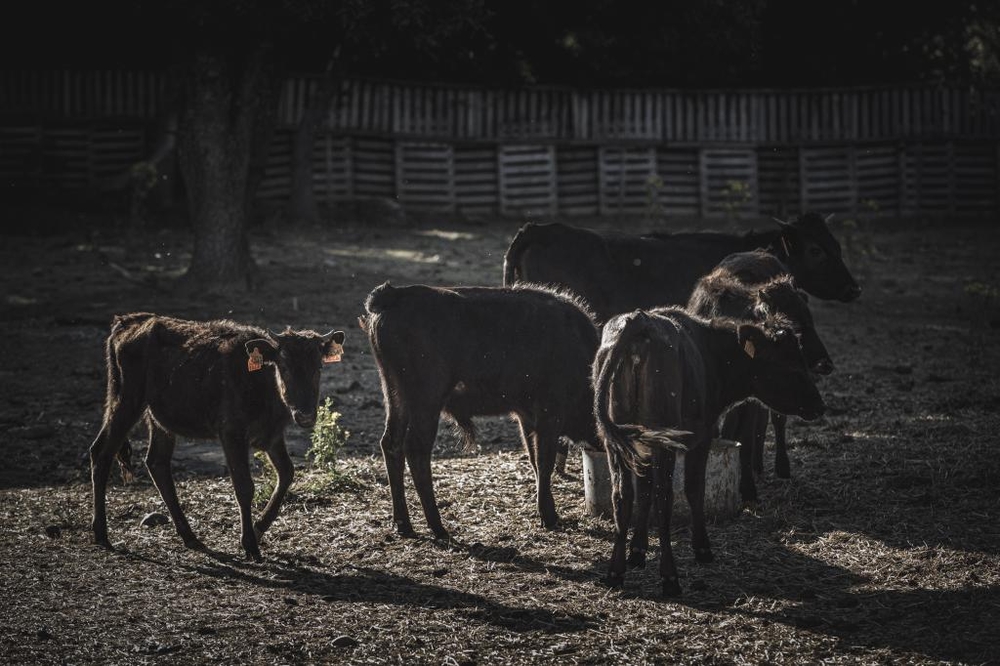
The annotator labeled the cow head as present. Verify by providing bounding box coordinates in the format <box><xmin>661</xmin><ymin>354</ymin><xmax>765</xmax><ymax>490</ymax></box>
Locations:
<box><xmin>754</xmin><ymin>276</ymin><xmax>834</xmax><ymax>375</ymax></box>
<box><xmin>245</xmin><ymin>329</ymin><xmax>346</xmax><ymax>428</ymax></box>
<box><xmin>774</xmin><ymin>212</ymin><xmax>861</xmax><ymax>303</ymax></box>
<box><xmin>737</xmin><ymin>323</ymin><xmax>825</xmax><ymax>420</ymax></box>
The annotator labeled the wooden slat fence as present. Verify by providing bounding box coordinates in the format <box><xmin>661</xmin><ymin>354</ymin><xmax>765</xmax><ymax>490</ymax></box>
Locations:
<box><xmin>2</xmin><ymin>71</ymin><xmax>998</xmax><ymax>216</ymax></box>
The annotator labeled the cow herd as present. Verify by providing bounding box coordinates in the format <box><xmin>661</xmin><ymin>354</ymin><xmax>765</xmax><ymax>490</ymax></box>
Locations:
<box><xmin>89</xmin><ymin>212</ymin><xmax>860</xmax><ymax>596</ymax></box>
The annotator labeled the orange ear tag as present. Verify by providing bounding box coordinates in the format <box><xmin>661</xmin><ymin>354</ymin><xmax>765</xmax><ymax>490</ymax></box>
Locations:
<box><xmin>743</xmin><ymin>339</ymin><xmax>756</xmax><ymax>359</ymax></box>
<box><xmin>323</xmin><ymin>342</ymin><xmax>344</xmax><ymax>364</ymax></box>
<box><xmin>247</xmin><ymin>348</ymin><xmax>264</xmax><ymax>372</ymax></box>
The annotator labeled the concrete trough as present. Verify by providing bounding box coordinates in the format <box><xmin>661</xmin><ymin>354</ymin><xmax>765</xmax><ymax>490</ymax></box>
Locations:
<box><xmin>582</xmin><ymin>439</ymin><xmax>742</xmax><ymax>524</ymax></box>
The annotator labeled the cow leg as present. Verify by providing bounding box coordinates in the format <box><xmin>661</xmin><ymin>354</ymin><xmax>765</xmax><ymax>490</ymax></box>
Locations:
<box><xmin>627</xmin><ymin>471</ymin><xmax>652</xmax><ymax>569</ymax></box>
<box><xmin>144</xmin><ymin>421</ymin><xmax>202</xmax><ymax>550</ymax></box>
<box><xmin>724</xmin><ymin>407</ymin><xmax>757</xmax><ymax>503</ymax></box>
<box><xmin>517</xmin><ymin>419</ymin><xmax>558</xmax><ymax>527</ymax></box>
<box><xmin>517</xmin><ymin>417</ymin><xmax>559</xmax><ymax>527</ymax></box>
<box><xmin>771</xmin><ymin>411</ymin><xmax>791</xmax><ymax>478</ymax></box>
<box><xmin>532</xmin><ymin>425</ymin><xmax>560</xmax><ymax>529</ymax></box>
<box><xmin>403</xmin><ymin>414</ymin><xmax>447</xmax><ymax>539</ymax></box>
<box><xmin>90</xmin><ymin>396</ymin><xmax>145</xmax><ymax>548</ymax></box>
<box><xmin>254</xmin><ymin>438</ymin><xmax>293</xmax><ymax>539</ymax></box>
<box><xmin>654</xmin><ymin>450</ymin><xmax>681</xmax><ymax>596</ymax></box>
<box><xmin>606</xmin><ymin>451</ymin><xmax>634</xmax><ymax>589</ymax></box>
<box><xmin>684</xmin><ymin>439</ymin><xmax>714</xmax><ymax>564</ymax></box>
<box><xmin>378</xmin><ymin>404</ymin><xmax>415</xmax><ymax>537</ymax></box>
<box><xmin>220</xmin><ymin>434</ymin><xmax>261</xmax><ymax>562</ymax></box>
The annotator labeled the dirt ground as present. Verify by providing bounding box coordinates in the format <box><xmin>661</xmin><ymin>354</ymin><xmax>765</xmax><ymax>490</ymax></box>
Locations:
<box><xmin>1</xmin><ymin>204</ymin><xmax>998</xmax><ymax>665</ymax></box>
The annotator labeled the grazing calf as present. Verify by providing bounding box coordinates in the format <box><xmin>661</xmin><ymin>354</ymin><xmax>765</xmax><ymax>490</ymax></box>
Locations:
<box><xmin>685</xmin><ymin>253</ymin><xmax>833</xmax><ymax>501</ymax></box>
<box><xmin>89</xmin><ymin>313</ymin><xmax>345</xmax><ymax>562</ymax></box>
<box><xmin>593</xmin><ymin>307</ymin><xmax>824</xmax><ymax>596</ymax></box>
<box><xmin>503</xmin><ymin>212</ymin><xmax>860</xmax><ymax>323</ymax></box>
<box><xmin>359</xmin><ymin>282</ymin><xmax>600</xmax><ymax>538</ymax></box>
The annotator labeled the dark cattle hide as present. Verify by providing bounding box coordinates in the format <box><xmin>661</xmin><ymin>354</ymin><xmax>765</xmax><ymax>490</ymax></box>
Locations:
<box><xmin>359</xmin><ymin>282</ymin><xmax>601</xmax><ymax>538</ymax></box>
<box><xmin>592</xmin><ymin>306</ymin><xmax>824</xmax><ymax>596</ymax></box>
<box><xmin>89</xmin><ymin>312</ymin><xmax>345</xmax><ymax>562</ymax></box>
<box><xmin>685</xmin><ymin>252</ymin><xmax>833</xmax><ymax>501</ymax></box>
<box><xmin>503</xmin><ymin>212</ymin><xmax>861</xmax><ymax>323</ymax></box>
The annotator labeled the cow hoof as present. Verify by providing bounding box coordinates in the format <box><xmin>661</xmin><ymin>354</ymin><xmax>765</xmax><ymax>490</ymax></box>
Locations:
<box><xmin>626</xmin><ymin>551</ymin><xmax>647</xmax><ymax>569</ymax></box>
<box><xmin>605</xmin><ymin>574</ymin><xmax>624</xmax><ymax>589</ymax></box>
<box><xmin>694</xmin><ymin>548</ymin><xmax>714</xmax><ymax>564</ymax></box>
<box><xmin>183</xmin><ymin>537</ymin><xmax>206</xmax><ymax>551</ymax></box>
<box><xmin>540</xmin><ymin>516</ymin><xmax>559</xmax><ymax>530</ymax></box>
<box><xmin>94</xmin><ymin>536</ymin><xmax>112</xmax><ymax>550</ymax></box>
<box><xmin>246</xmin><ymin>549</ymin><xmax>264</xmax><ymax>563</ymax></box>
<box><xmin>395</xmin><ymin>522</ymin><xmax>417</xmax><ymax>538</ymax></box>
<box><xmin>661</xmin><ymin>578</ymin><xmax>682</xmax><ymax>597</ymax></box>
<box><xmin>431</xmin><ymin>528</ymin><xmax>451</xmax><ymax>542</ymax></box>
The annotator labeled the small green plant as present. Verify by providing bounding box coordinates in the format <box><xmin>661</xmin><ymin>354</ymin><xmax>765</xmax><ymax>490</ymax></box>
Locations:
<box><xmin>309</xmin><ymin>397</ymin><xmax>351</xmax><ymax>471</ymax></box>
<box><xmin>128</xmin><ymin>161</ymin><xmax>158</xmax><ymax>227</ymax></box>
<box><xmin>720</xmin><ymin>180</ymin><xmax>752</xmax><ymax>220</ymax></box>
<box><xmin>963</xmin><ymin>281</ymin><xmax>998</xmax><ymax>367</ymax></box>
<box><xmin>644</xmin><ymin>174</ymin><xmax>665</xmax><ymax>223</ymax></box>
<box><xmin>253</xmin><ymin>450</ymin><xmax>276</xmax><ymax>508</ymax></box>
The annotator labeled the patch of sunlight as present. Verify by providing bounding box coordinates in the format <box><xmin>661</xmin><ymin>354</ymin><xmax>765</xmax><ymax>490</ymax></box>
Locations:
<box><xmin>909</xmin><ymin>414</ymin><xmax>953</xmax><ymax>423</ymax></box>
<box><xmin>415</xmin><ymin>229</ymin><xmax>477</xmax><ymax>241</ymax></box>
<box><xmin>324</xmin><ymin>247</ymin><xmax>441</xmax><ymax>264</ymax></box>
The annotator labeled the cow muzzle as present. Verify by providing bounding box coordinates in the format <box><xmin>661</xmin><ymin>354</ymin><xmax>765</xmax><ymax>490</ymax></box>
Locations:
<box><xmin>291</xmin><ymin>409</ymin><xmax>317</xmax><ymax>428</ymax></box>
<box><xmin>841</xmin><ymin>283</ymin><xmax>862</xmax><ymax>302</ymax></box>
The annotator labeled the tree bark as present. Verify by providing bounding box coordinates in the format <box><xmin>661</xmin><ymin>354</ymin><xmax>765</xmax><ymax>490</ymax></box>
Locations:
<box><xmin>288</xmin><ymin>55</ymin><xmax>343</xmax><ymax>226</ymax></box>
<box><xmin>177</xmin><ymin>47</ymin><xmax>276</xmax><ymax>291</ymax></box>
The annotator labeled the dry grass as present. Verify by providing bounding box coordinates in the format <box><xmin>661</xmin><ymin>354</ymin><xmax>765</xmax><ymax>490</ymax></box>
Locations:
<box><xmin>0</xmin><ymin>209</ymin><xmax>998</xmax><ymax>664</ymax></box>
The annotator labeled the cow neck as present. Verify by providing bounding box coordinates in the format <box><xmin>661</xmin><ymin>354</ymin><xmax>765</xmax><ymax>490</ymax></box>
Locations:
<box><xmin>700</xmin><ymin>323</ymin><xmax>755</xmax><ymax>418</ymax></box>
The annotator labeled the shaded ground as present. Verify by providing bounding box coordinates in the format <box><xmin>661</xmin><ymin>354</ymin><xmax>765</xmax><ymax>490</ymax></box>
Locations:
<box><xmin>1</xmin><ymin>206</ymin><xmax>999</xmax><ymax>665</ymax></box>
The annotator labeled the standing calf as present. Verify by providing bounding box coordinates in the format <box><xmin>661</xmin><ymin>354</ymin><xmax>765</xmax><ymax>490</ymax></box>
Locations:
<box><xmin>89</xmin><ymin>313</ymin><xmax>345</xmax><ymax>562</ymax></box>
<box><xmin>359</xmin><ymin>282</ymin><xmax>600</xmax><ymax>538</ymax></box>
<box><xmin>593</xmin><ymin>307</ymin><xmax>824</xmax><ymax>596</ymax></box>
<box><xmin>685</xmin><ymin>251</ymin><xmax>833</xmax><ymax>501</ymax></box>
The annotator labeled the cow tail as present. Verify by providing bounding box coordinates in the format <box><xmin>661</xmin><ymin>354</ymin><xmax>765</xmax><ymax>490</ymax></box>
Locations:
<box><xmin>502</xmin><ymin>223</ymin><xmax>538</xmax><ymax>286</ymax></box>
<box><xmin>359</xmin><ymin>281</ymin><xmax>398</xmax><ymax>341</ymax></box>
<box><xmin>593</xmin><ymin>312</ymin><xmax>690</xmax><ymax>476</ymax></box>
<box><xmin>105</xmin><ymin>316</ymin><xmax>135</xmax><ymax>483</ymax></box>
<box><xmin>364</xmin><ymin>281</ymin><xmax>401</xmax><ymax>315</ymax></box>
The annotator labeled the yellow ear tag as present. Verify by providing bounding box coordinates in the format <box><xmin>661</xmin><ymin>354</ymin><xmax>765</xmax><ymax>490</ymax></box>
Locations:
<box><xmin>247</xmin><ymin>348</ymin><xmax>264</xmax><ymax>372</ymax></box>
<box><xmin>743</xmin><ymin>339</ymin><xmax>756</xmax><ymax>359</ymax></box>
<box><xmin>323</xmin><ymin>342</ymin><xmax>344</xmax><ymax>364</ymax></box>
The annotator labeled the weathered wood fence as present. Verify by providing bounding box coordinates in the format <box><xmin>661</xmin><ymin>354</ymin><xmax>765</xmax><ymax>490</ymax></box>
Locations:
<box><xmin>3</xmin><ymin>71</ymin><xmax>999</xmax><ymax>217</ymax></box>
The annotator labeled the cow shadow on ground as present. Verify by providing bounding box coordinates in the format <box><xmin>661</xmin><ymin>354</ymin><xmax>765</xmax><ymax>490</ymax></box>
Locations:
<box><xmin>440</xmin><ymin>535</ymin><xmax>604</xmax><ymax>586</ymax></box>
<box><xmin>124</xmin><ymin>545</ymin><xmax>595</xmax><ymax>635</ymax></box>
<box><xmin>612</xmin><ymin>520</ymin><xmax>999</xmax><ymax>664</ymax></box>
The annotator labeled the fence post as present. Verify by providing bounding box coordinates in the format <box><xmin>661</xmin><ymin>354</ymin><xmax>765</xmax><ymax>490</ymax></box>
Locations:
<box><xmin>798</xmin><ymin>145</ymin><xmax>807</xmax><ymax>213</ymax></box>
<box><xmin>698</xmin><ymin>148</ymin><xmax>709</xmax><ymax>218</ymax></box>
<box><xmin>848</xmin><ymin>144</ymin><xmax>858</xmax><ymax>215</ymax></box>
<box><xmin>897</xmin><ymin>142</ymin><xmax>907</xmax><ymax>217</ymax></box>
<box><xmin>996</xmin><ymin>141</ymin><xmax>1000</xmax><ymax>217</ymax></box>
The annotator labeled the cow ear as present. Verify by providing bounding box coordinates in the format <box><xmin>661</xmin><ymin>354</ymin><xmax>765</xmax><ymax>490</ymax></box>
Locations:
<box><xmin>757</xmin><ymin>286</ymin><xmax>775</xmax><ymax>309</ymax></box>
<box><xmin>736</xmin><ymin>324</ymin><xmax>766</xmax><ymax>359</ymax></box>
<box><xmin>245</xmin><ymin>339</ymin><xmax>278</xmax><ymax>371</ymax></box>
<box><xmin>321</xmin><ymin>330</ymin><xmax>345</xmax><ymax>364</ymax></box>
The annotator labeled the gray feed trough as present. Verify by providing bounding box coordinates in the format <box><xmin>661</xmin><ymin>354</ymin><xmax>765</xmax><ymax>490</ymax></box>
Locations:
<box><xmin>582</xmin><ymin>439</ymin><xmax>742</xmax><ymax>523</ymax></box>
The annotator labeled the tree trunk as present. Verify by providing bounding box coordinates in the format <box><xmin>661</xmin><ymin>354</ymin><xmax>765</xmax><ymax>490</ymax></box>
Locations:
<box><xmin>177</xmin><ymin>47</ymin><xmax>276</xmax><ymax>291</ymax></box>
<box><xmin>289</xmin><ymin>56</ymin><xmax>343</xmax><ymax>226</ymax></box>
